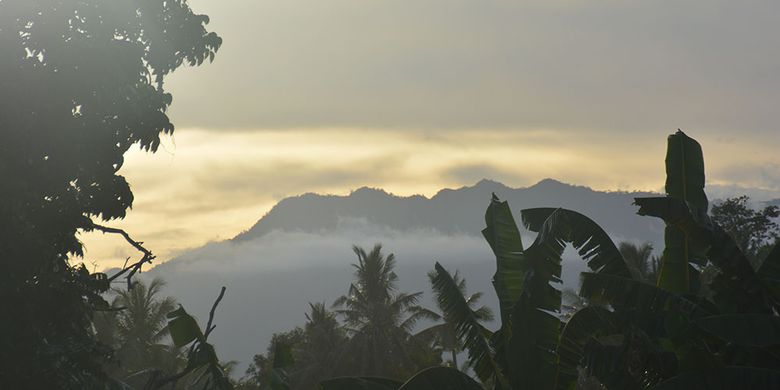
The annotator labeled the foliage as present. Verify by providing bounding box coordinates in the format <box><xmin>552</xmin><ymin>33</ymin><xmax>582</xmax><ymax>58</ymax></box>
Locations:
<box><xmin>0</xmin><ymin>0</ymin><xmax>219</xmax><ymax>387</ymax></box>
<box><xmin>293</xmin><ymin>302</ymin><xmax>350</xmax><ymax>388</ymax></box>
<box><xmin>711</xmin><ymin>195</ymin><xmax>779</xmax><ymax>267</ymax></box>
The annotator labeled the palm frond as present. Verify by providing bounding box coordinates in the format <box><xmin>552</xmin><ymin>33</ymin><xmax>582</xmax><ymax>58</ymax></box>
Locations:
<box><xmin>431</xmin><ymin>262</ymin><xmax>504</xmax><ymax>386</ymax></box>
<box><xmin>471</xmin><ymin>306</ymin><xmax>494</xmax><ymax>322</ymax></box>
<box><xmin>400</xmin><ymin>306</ymin><xmax>440</xmax><ymax>332</ymax></box>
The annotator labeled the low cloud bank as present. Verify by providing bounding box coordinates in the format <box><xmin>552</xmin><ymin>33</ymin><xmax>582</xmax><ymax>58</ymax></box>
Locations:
<box><xmin>144</xmin><ymin>224</ymin><xmax>599</xmax><ymax>374</ymax></box>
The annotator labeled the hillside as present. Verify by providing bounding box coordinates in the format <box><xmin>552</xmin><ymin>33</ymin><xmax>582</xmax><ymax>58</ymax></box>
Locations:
<box><xmin>233</xmin><ymin>178</ymin><xmax>663</xmax><ymax>243</ymax></box>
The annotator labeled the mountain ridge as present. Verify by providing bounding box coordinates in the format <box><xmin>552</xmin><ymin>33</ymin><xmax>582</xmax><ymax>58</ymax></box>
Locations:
<box><xmin>232</xmin><ymin>178</ymin><xmax>663</xmax><ymax>244</ymax></box>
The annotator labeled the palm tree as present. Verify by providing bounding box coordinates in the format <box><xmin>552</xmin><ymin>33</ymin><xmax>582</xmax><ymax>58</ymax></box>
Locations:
<box><xmin>292</xmin><ymin>302</ymin><xmax>348</xmax><ymax>389</ymax></box>
<box><xmin>618</xmin><ymin>241</ymin><xmax>659</xmax><ymax>283</ymax></box>
<box><xmin>97</xmin><ymin>277</ymin><xmax>183</xmax><ymax>384</ymax></box>
<box><xmin>333</xmin><ymin>244</ymin><xmax>437</xmax><ymax>378</ymax></box>
<box><xmin>418</xmin><ymin>268</ymin><xmax>493</xmax><ymax>369</ymax></box>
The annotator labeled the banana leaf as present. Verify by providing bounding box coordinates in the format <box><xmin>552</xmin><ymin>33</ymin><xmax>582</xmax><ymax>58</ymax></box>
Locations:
<box><xmin>655</xmin><ymin>130</ymin><xmax>710</xmax><ymax>293</ymax></box>
<box><xmin>482</xmin><ymin>193</ymin><xmax>527</xmax><ymax>327</ymax></box>
<box><xmin>521</xmin><ymin>207</ymin><xmax>638</xmax><ymax>279</ymax></box>
<box><xmin>580</xmin><ymin>272</ymin><xmax>710</xmax><ymax>319</ymax></box>
<box><xmin>554</xmin><ymin>306</ymin><xmax>616</xmax><ymax>390</ymax></box>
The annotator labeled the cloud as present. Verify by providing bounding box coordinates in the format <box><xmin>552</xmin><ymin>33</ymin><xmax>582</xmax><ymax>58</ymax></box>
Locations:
<box><xmin>707</xmin><ymin>162</ymin><xmax>780</xmax><ymax>201</ymax></box>
<box><xmin>166</xmin><ymin>0</ymin><xmax>780</xmax><ymax>137</ymax></box>
<box><xmin>442</xmin><ymin>163</ymin><xmax>531</xmax><ymax>185</ymax></box>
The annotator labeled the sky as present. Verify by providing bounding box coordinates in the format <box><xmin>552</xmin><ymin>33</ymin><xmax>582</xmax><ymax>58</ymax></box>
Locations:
<box><xmin>79</xmin><ymin>0</ymin><xmax>780</xmax><ymax>270</ymax></box>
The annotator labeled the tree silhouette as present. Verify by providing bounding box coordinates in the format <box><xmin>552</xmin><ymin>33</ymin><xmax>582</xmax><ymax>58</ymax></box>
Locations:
<box><xmin>418</xmin><ymin>267</ymin><xmax>493</xmax><ymax>369</ymax></box>
<box><xmin>0</xmin><ymin>1</ymin><xmax>219</xmax><ymax>386</ymax></box>
<box><xmin>240</xmin><ymin>303</ymin><xmax>349</xmax><ymax>390</ymax></box>
<box><xmin>294</xmin><ymin>302</ymin><xmax>348</xmax><ymax>388</ymax></box>
<box><xmin>333</xmin><ymin>244</ymin><xmax>437</xmax><ymax>378</ymax></box>
<box><xmin>711</xmin><ymin>195</ymin><xmax>779</xmax><ymax>268</ymax></box>
<box><xmin>97</xmin><ymin>278</ymin><xmax>183</xmax><ymax>386</ymax></box>
<box><xmin>618</xmin><ymin>242</ymin><xmax>659</xmax><ymax>283</ymax></box>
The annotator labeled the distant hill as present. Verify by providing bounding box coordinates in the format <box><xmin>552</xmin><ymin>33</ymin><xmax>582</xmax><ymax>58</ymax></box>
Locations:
<box><xmin>149</xmin><ymin>179</ymin><xmax>667</xmax><ymax>374</ymax></box>
<box><xmin>234</xmin><ymin>178</ymin><xmax>663</xmax><ymax>243</ymax></box>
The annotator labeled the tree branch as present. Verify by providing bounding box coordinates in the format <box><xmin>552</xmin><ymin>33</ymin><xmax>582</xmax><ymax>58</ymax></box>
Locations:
<box><xmin>89</xmin><ymin>223</ymin><xmax>156</xmax><ymax>289</ymax></box>
<box><xmin>204</xmin><ymin>286</ymin><xmax>227</xmax><ymax>340</ymax></box>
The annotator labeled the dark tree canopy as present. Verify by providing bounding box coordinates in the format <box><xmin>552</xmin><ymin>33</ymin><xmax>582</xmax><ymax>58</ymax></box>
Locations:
<box><xmin>711</xmin><ymin>195</ymin><xmax>779</xmax><ymax>266</ymax></box>
<box><xmin>0</xmin><ymin>0</ymin><xmax>220</xmax><ymax>387</ymax></box>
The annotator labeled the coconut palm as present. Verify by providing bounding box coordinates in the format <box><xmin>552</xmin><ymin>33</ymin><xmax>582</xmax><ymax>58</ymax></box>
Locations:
<box><xmin>293</xmin><ymin>302</ymin><xmax>348</xmax><ymax>389</ymax></box>
<box><xmin>418</xmin><ymin>268</ymin><xmax>493</xmax><ymax>369</ymax></box>
<box><xmin>618</xmin><ymin>241</ymin><xmax>659</xmax><ymax>283</ymax></box>
<box><xmin>333</xmin><ymin>244</ymin><xmax>438</xmax><ymax>378</ymax></box>
<box><xmin>96</xmin><ymin>277</ymin><xmax>183</xmax><ymax>385</ymax></box>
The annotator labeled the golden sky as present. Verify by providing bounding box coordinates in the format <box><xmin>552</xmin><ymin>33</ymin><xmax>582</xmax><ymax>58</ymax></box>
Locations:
<box><xmin>78</xmin><ymin>0</ymin><xmax>780</xmax><ymax>270</ymax></box>
<box><xmin>79</xmin><ymin>128</ymin><xmax>779</xmax><ymax>270</ymax></box>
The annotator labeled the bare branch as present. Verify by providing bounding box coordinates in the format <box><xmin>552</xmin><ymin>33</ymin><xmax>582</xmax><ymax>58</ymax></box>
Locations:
<box><xmin>88</xmin><ymin>223</ymin><xmax>156</xmax><ymax>289</ymax></box>
<box><xmin>90</xmin><ymin>223</ymin><xmax>152</xmax><ymax>257</ymax></box>
<box><xmin>204</xmin><ymin>286</ymin><xmax>227</xmax><ymax>340</ymax></box>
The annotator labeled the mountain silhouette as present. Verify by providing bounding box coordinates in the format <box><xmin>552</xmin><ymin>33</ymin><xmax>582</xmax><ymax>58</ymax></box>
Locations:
<box><xmin>233</xmin><ymin>178</ymin><xmax>663</xmax><ymax>243</ymax></box>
